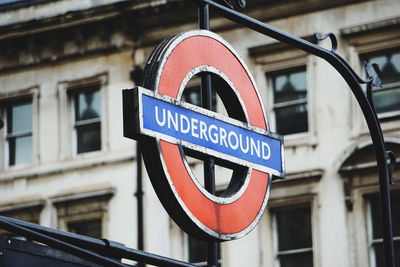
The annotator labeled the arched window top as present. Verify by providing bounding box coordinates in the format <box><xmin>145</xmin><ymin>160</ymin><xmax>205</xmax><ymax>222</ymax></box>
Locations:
<box><xmin>337</xmin><ymin>139</ymin><xmax>400</xmax><ymax>174</ymax></box>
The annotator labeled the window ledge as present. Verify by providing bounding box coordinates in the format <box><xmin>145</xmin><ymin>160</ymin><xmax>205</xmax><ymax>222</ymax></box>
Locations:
<box><xmin>50</xmin><ymin>182</ymin><xmax>115</xmax><ymax>205</ymax></box>
<box><xmin>273</xmin><ymin>169</ymin><xmax>324</xmax><ymax>184</ymax></box>
<box><xmin>339</xmin><ymin>160</ymin><xmax>400</xmax><ymax>177</ymax></box>
<box><xmin>0</xmin><ymin>194</ymin><xmax>45</xmax><ymax>213</ymax></box>
<box><xmin>356</xmin><ymin>118</ymin><xmax>400</xmax><ymax>138</ymax></box>
<box><xmin>340</xmin><ymin>16</ymin><xmax>400</xmax><ymax>53</ymax></box>
<box><xmin>283</xmin><ymin>132</ymin><xmax>318</xmax><ymax>148</ymax></box>
<box><xmin>341</xmin><ymin>16</ymin><xmax>400</xmax><ymax>39</ymax></box>
<box><xmin>0</xmin><ymin>150</ymin><xmax>135</xmax><ymax>182</ymax></box>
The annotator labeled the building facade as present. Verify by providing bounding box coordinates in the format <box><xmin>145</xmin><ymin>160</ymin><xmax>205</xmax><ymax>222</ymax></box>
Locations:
<box><xmin>0</xmin><ymin>0</ymin><xmax>399</xmax><ymax>266</ymax></box>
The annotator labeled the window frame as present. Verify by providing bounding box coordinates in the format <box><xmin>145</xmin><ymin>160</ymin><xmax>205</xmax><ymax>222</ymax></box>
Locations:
<box><xmin>181</xmin><ymin>74</ymin><xmax>218</xmax><ymax>113</ymax></box>
<box><xmin>365</xmin><ymin>191</ymin><xmax>400</xmax><ymax>267</ymax></box>
<box><xmin>265</xmin><ymin>60</ymin><xmax>315</xmax><ymax>146</ymax></box>
<box><xmin>57</xmin><ymin>74</ymin><xmax>108</xmax><ymax>160</ymax></box>
<box><xmin>4</xmin><ymin>98</ymin><xmax>33</xmax><ymax>167</ymax></box>
<box><xmin>360</xmin><ymin>48</ymin><xmax>400</xmax><ymax>121</ymax></box>
<box><xmin>268</xmin><ymin>66</ymin><xmax>309</xmax><ymax>136</ymax></box>
<box><xmin>69</xmin><ymin>85</ymin><xmax>102</xmax><ymax>155</ymax></box>
<box><xmin>51</xmin><ymin>183</ymin><xmax>114</xmax><ymax>239</ymax></box>
<box><xmin>0</xmin><ymin>86</ymin><xmax>39</xmax><ymax>171</ymax></box>
<box><xmin>169</xmin><ymin>219</ymin><xmax>224</xmax><ymax>266</ymax></box>
<box><xmin>249</xmin><ymin>37</ymin><xmax>317</xmax><ymax>148</ymax></box>
<box><xmin>0</xmin><ymin>195</ymin><xmax>45</xmax><ymax>239</ymax></box>
<box><xmin>340</xmin><ymin>17</ymin><xmax>400</xmax><ymax>136</ymax></box>
<box><xmin>338</xmin><ymin>140</ymin><xmax>400</xmax><ymax>267</ymax></box>
<box><xmin>260</xmin><ymin>189</ymin><xmax>320</xmax><ymax>267</ymax></box>
<box><xmin>270</xmin><ymin>202</ymin><xmax>315</xmax><ymax>267</ymax></box>
<box><xmin>67</xmin><ymin>218</ymin><xmax>103</xmax><ymax>239</ymax></box>
<box><xmin>186</xmin><ymin>234</ymin><xmax>222</xmax><ymax>267</ymax></box>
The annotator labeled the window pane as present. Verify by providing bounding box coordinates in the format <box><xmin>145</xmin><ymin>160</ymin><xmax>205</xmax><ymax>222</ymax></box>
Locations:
<box><xmin>275</xmin><ymin>104</ymin><xmax>308</xmax><ymax>135</ymax></box>
<box><xmin>369</xmin><ymin>51</ymin><xmax>400</xmax><ymax>85</ymax></box>
<box><xmin>76</xmin><ymin>122</ymin><xmax>101</xmax><ymax>153</ymax></box>
<box><xmin>72</xmin><ymin>86</ymin><xmax>102</xmax><ymax>154</ymax></box>
<box><xmin>7</xmin><ymin>132</ymin><xmax>32</xmax><ymax>166</ymax></box>
<box><xmin>279</xmin><ymin>251</ymin><xmax>313</xmax><ymax>267</ymax></box>
<box><xmin>188</xmin><ymin>236</ymin><xmax>221</xmax><ymax>266</ymax></box>
<box><xmin>271</xmin><ymin>69</ymin><xmax>308</xmax><ymax>135</ymax></box>
<box><xmin>182</xmin><ymin>86</ymin><xmax>217</xmax><ymax>111</ymax></box>
<box><xmin>370</xmin><ymin>194</ymin><xmax>383</xmax><ymax>239</ymax></box>
<box><xmin>68</xmin><ymin>219</ymin><xmax>101</xmax><ymax>239</ymax></box>
<box><xmin>188</xmin><ymin>236</ymin><xmax>207</xmax><ymax>263</ymax></box>
<box><xmin>368</xmin><ymin>191</ymin><xmax>400</xmax><ymax>266</ymax></box>
<box><xmin>75</xmin><ymin>89</ymin><xmax>101</xmax><ymax>121</ymax></box>
<box><xmin>365</xmin><ymin>50</ymin><xmax>400</xmax><ymax>115</ymax></box>
<box><xmin>372</xmin><ymin>241</ymin><xmax>400</xmax><ymax>267</ymax></box>
<box><xmin>8</xmin><ymin>102</ymin><xmax>32</xmax><ymax>134</ymax></box>
<box><xmin>372</xmin><ymin>88</ymin><xmax>400</xmax><ymax>114</ymax></box>
<box><xmin>370</xmin><ymin>191</ymin><xmax>400</xmax><ymax>239</ymax></box>
<box><xmin>273</xmin><ymin>69</ymin><xmax>307</xmax><ymax>104</ymax></box>
<box><xmin>276</xmin><ymin>205</ymin><xmax>312</xmax><ymax>251</ymax></box>
<box><xmin>6</xmin><ymin>100</ymin><xmax>33</xmax><ymax>166</ymax></box>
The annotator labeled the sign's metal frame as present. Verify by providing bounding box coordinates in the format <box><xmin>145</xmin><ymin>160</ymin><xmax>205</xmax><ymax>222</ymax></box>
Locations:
<box><xmin>133</xmin><ymin>86</ymin><xmax>284</xmax><ymax>176</ymax></box>
<box><xmin>124</xmin><ymin>28</ymin><xmax>283</xmax><ymax>242</ymax></box>
<box><xmin>0</xmin><ymin>1</ymin><xmax>395</xmax><ymax>267</ymax></box>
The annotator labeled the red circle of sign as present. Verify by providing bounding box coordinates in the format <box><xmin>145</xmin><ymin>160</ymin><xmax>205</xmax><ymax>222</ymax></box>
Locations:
<box><xmin>156</xmin><ymin>32</ymin><xmax>270</xmax><ymax>238</ymax></box>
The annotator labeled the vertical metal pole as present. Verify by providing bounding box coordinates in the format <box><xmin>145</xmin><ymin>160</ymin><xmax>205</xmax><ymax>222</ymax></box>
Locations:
<box><xmin>198</xmin><ymin>4</ymin><xmax>219</xmax><ymax>267</ymax></box>
<box><xmin>131</xmin><ymin>67</ymin><xmax>145</xmax><ymax>266</ymax></box>
<box><xmin>136</xmin><ymin>142</ymin><xmax>145</xmax><ymax>267</ymax></box>
<box><xmin>378</xmin><ymin>158</ymin><xmax>395</xmax><ymax>267</ymax></box>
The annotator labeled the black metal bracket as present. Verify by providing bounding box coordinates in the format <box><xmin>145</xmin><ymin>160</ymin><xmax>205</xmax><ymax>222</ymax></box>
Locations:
<box><xmin>314</xmin><ymin>32</ymin><xmax>337</xmax><ymax>52</ymax></box>
<box><xmin>386</xmin><ymin>151</ymin><xmax>397</xmax><ymax>186</ymax></box>
<box><xmin>187</xmin><ymin>1</ymin><xmax>396</xmax><ymax>266</ymax></box>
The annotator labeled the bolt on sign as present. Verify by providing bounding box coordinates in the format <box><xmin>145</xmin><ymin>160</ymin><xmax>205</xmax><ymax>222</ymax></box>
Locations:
<box><xmin>123</xmin><ymin>30</ymin><xmax>285</xmax><ymax>241</ymax></box>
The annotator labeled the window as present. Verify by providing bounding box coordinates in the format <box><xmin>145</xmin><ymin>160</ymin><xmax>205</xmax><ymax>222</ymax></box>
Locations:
<box><xmin>52</xmin><ymin>183</ymin><xmax>114</xmax><ymax>239</ymax></box>
<box><xmin>187</xmin><ymin>236</ymin><xmax>221</xmax><ymax>267</ymax></box>
<box><xmin>269</xmin><ymin>68</ymin><xmax>308</xmax><ymax>135</ymax></box>
<box><xmin>341</xmin><ymin>17</ymin><xmax>400</xmax><ymax>132</ymax></box>
<box><xmin>169</xmin><ymin>219</ymin><xmax>223</xmax><ymax>267</ymax></box>
<box><xmin>366</xmin><ymin>191</ymin><xmax>400</xmax><ymax>267</ymax></box>
<box><xmin>273</xmin><ymin>204</ymin><xmax>313</xmax><ymax>267</ymax></box>
<box><xmin>67</xmin><ymin>219</ymin><xmax>102</xmax><ymax>239</ymax></box>
<box><xmin>362</xmin><ymin>49</ymin><xmax>400</xmax><ymax>119</ymax></box>
<box><xmin>70</xmin><ymin>84</ymin><xmax>101</xmax><ymax>154</ymax></box>
<box><xmin>57</xmin><ymin>74</ymin><xmax>107</xmax><ymax>159</ymax></box>
<box><xmin>0</xmin><ymin>196</ymin><xmax>44</xmax><ymax>240</ymax></box>
<box><xmin>4</xmin><ymin>99</ymin><xmax>33</xmax><ymax>167</ymax></box>
<box><xmin>248</xmin><ymin>35</ymin><xmax>315</xmax><ymax>144</ymax></box>
<box><xmin>188</xmin><ymin>236</ymin><xmax>207</xmax><ymax>266</ymax></box>
<box><xmin>182</xmin><ymin>75</ymin><xmax>217</xmax><ymax>112</ymax></box>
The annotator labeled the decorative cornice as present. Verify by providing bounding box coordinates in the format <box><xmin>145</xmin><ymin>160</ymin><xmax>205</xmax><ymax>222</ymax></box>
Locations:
<box><xmin>50</xmin><ymin>182</ymin><xmax>115</xmax><ymax>205</ymax></box>
<box><xmin>341</xmin><ymin>16</ymin><xmax>400</xmax><ymax>38</ymax></box>
<box><xmin>0</xmin><ymin>152</ymin><xmax>135</xmax><ymax>182</ymax></box>
<box><xmin>273</xmin><ymin>169</ymin><xmax>324</xmax><ymax>184</ymax></box>
<box><xmin>0</xmin><ymin>194</ymin><xmax>45</xmax><ymax>212</ymax></box>
<box><xmin>248</xmin><ymin>35</ymin><xmax>317</xmax><ymax>58</ymax></box>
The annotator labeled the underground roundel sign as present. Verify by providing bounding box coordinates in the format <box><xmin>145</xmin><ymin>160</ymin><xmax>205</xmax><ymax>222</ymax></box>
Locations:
<box><xmin>123</xmin><ymin>30</ymin><xmax>285</xmax><ymax>241</ymax></box>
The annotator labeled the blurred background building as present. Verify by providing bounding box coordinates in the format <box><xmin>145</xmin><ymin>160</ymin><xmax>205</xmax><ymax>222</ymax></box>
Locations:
<box><xmin>0</xmin><ymin>0</ymin><xmax>399</xmax><ymax>266</ymax></box>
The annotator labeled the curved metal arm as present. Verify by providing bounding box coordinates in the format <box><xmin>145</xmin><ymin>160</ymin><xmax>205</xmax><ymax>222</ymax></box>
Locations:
<box><xmin>187</xmin><ymin>1</ymin><xmax>395</xmax><ymax>266</ymax></box>
<box><xmin>314</xmin><ymin>32</ymin><xmax>337</xmax><ymax>52</ymax></box>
